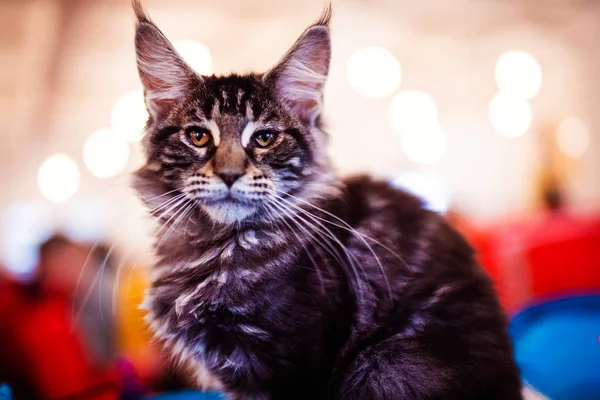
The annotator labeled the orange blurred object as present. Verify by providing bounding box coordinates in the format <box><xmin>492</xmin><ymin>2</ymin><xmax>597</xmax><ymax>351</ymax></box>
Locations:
<box><xmin>115</xmin><ymin>263</ymin><xmax>161</xmax><ymax>383</ymax></box>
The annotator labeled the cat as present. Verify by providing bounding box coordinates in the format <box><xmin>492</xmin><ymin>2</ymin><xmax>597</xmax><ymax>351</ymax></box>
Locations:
<box><xmin>131</xmin><ymin>1</ymin><xmax>523</xmax><ymax>399</ymax></box>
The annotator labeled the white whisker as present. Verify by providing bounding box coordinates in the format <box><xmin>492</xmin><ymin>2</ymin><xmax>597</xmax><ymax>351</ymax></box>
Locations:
<box><xmin>156</xmin><ymin>200</ymin><xmax>195</xmax><ymax>249</ymax></box>
<box><xmin>72</xmin><ymin>244</ymin><xmax>114</xmax><ymax>333</ymax></box>
<box><xmin>112</xmin><ymin>248</ymin><xmax>133</xmax><ymax>316</ymax></box>
<box><xmin>266</xmin><ymin>203</ymin><xmax>327</xmax><ymax>298</ymax></box>
<box><xmin>142</xmin><ymin>188</ymin><xmax>180</xmax><ymax>204</ymax></box>
<box><xmin>98</xmin><ymin>245</ymin><xmax>115</xmax><ymax>336</ymax></box>
<box><xmin>149</xmin><ymin>193</ymin><xmax>187</xmax><ymax>215</ymax></box>
<box><xmin>273</xmin><ymin>190</ymin><xmax>394</xmax><ymax>300</ymax></box>
<box><xmin>72</xmin><ymin>237</ymin><xmax>103</xmax><ymax>328</ymax></box>
<box><xmin>271</xmin><ymin>197</ymin><xmax>366</xmax><ymax>305</ymax></box>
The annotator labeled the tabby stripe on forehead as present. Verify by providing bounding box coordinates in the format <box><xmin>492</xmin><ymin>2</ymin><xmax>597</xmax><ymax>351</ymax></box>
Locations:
<box><xmin>201</xmin><ymin>97</ymin><xmax>216</xmax><ymax>121</ymax></box>
<box><xmin>220</xmin><ymin>90</ymin><xmax>229</xmax><ymax>109</ymax></box>
<box><xmin>251</xmin><ymin>101</ymin><xmax>264</xmax><ymax>121</ymax></box>
<box><xmin>218</xmin><ymin>86</ymin><xmax>243</xmax><ymax>114</ymax></box>
<box><xmin>236</xmin><ymin>89</ymin><xmax>244</xmax><ymax>109</ymax></box>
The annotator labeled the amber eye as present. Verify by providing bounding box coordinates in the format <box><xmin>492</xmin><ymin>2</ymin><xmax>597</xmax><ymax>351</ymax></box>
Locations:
<box><xmin>187</xmin><ymin>128</ymin><xmax>211</xmax><ymax>147</ymax></box>
<box><xmin>253</xmin><ymin>131</ymin><xmax>278</xmax><ymax>148</ymax></box>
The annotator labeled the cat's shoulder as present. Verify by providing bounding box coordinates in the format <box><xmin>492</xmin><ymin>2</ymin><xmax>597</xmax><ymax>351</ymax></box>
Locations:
<box><xmin>339</xmin><ymin>174</ymin><xmax>477</xmax><ymax>274</ymax></box>
<box><xmin>339</xmin><ymin>175</ymin><xmax>467</xmax><ymax>245</ymax></box>
<box><xmin>340</xmin><ymin>174</ymin><xmax>426</xmax><ymax>215</ymax></box>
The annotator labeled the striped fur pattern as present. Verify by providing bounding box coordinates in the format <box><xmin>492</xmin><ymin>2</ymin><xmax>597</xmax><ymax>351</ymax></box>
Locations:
<box><xmin>131</xmin><ymin>1</ymin><xmax>522</xmax><ymax>399</ymax></box>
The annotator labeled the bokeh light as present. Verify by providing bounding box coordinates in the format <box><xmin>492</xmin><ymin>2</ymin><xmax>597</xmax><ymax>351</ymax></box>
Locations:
<box><xmin>1</xmin><ymin>202</ymin><xmax>52</xmax><ymax>277</ymax></box>
<box><xmin>347</xmin><ymin>46</ymin><xmax>402</xmax><ymax>99</ymax></box>
<box><xmin>399</xmin><ymin>122</ymin><xmax>447</xmax><ymax>165</ymax></box>
<box><xmin>83</xmin><ymin>128</ymin><xmax>130</xmax><ymax>179</ymax></box>
<box><xmin>389</xmin><ymin>90</ymin><xmax>439</xmax><ymax>133</ymax></box>
<box><xmin>389</xmin><ymin>90</ymin><xmax>444</xmax><ymax>165</ymax></box>
<box><xmin>38</xmin><ymin>154</ymin><xmax>80</xmax><ymax>203</ymax></box>
<box><xmin>556</xmin><ymin>117</ymin><xmax>590</xmax><ymax>159</ymax></box>
<box><xmin>174</xmin><ymin>39</ymin><xmax>213</xmax><ymax>75</ymax></box>
<box><xmin>488</xmin><ymin>92</ymin><xmax>533</xmax><ymax>137</ymax></box>
<box><xmin>495</xmin><ymin>50</ymin><xmax>543</xmax><ymax>100</ymax></box>
<box><xmin>110</xmin><ymin>90</ymin><xmax>148</xmax><ymax>142</ymax></box>
<box><xmin>391</xmin><ymin>173</ymin><xmax>450</xmax><ymax>213</ymax></box>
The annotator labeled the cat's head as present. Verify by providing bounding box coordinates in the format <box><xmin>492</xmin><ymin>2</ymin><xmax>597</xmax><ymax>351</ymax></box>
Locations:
<box><xmin>132</xmin><ymin>1</ymin><xmax>337</xmax><ymax>226</ymax></box>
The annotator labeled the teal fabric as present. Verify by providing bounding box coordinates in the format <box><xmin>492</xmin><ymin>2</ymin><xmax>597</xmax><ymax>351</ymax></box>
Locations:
<box><xmin>510</xmin><ymin>294</ymin><xmax>600</xmax><ymax>400</ymax></box>
<box><xmin>150</xmin><ymin>390</ymin><xmax>223</xmax><ymax>399</ymax></box>
<box><xmin>0</xmin><ymin>384</ymin><xmax>12</xmax><ymax>400</ymax></box>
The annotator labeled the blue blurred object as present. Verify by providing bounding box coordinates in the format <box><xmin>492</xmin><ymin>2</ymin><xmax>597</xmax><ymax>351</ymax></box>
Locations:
<box><xmin>150</xmin><ymin>390</ymin><xmax>223</xmax><ymax>400</ymax></box>
<box><xmin>0</xmin><ymin>384</ymin><xmax>12</xmax><ymax>400</ymax></box>
<box><xmin>509</xmin><ymin>294</ymin><xmax>600</xmax><ymax>400</ymax></box>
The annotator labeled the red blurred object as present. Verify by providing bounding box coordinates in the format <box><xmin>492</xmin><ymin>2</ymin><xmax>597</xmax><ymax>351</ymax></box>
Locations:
<box><xmin>459</xmin><ymin>211</ymin><xmax>600</xmax><ymax>313</ymax></box>
<box><xmin>0</xmin><ymin>280</ymin><xmax>118</xmax><ymax>400</ymax></box>
<box><xmin>449</xmin><ymin>211</ymin><xmax>515</xmax><ymax>309</ymax></box>
<box><xmin>524</xmin><ymin>214</ymin><xmax>600</xmax><ymax>298</ymax></box>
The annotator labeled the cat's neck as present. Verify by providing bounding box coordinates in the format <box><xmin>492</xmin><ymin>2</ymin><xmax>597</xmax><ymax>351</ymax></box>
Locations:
<box><xmin>152</xmin><ymin>214</ymin><xmax>304</xmax><ymax>278</ymax></box>
<box><xmin>148</xmin><ymin>214</ymin><xmax>312</xmax><ymax>320</ymax></box>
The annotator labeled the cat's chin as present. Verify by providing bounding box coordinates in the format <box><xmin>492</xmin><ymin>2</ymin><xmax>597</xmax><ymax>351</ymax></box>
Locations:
<box><xmin>201</xmin><ymin>201</ymin><xmax>257</xmax><ymax>225</ymax></box>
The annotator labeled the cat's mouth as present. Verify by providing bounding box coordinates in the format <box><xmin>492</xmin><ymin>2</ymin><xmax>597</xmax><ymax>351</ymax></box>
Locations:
<box><xmin>201</xmin><ymin>196</ymin><xmax>258</xmax><ymax>224</ymax></box>
<box><xmin>203</xmin><ymin>192</ymin><xmax>255</xmax><ymax>207</ymax></box>
<box><xmin>212</xmin><ymin>193</ymin><xmax>236</xmax><ymax>203</ymax></box>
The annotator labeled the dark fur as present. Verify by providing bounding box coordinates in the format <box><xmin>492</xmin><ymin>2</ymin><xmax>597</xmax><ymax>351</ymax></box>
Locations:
<box><xmin>131</xmin><ymin>1</ymin><xmax>522</xmax><ymax>399</ymax></box>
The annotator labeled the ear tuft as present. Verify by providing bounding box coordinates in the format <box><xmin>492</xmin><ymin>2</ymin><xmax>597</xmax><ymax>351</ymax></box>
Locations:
<box><xmin>264</xmin><ymin>12</ymin><xmax>332</xmax><ymax>126</ymax></box>
<box><xmin>132</xmin><ymin>1</ymin><xmax>199</xmax><ymax>121</ymax></box>
<box><xmin>313</xmin><ymin>1</ymin><xmax>333</xmax><ymax>28</ymax></box>
<box><xmin>132</xmin><ymin>0</ymin><xmax>151</xmax><ymax>26</ymax></box>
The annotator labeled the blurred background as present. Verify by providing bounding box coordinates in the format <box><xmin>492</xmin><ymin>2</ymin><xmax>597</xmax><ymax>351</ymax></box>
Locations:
<box><xmin>0</xmin><ymin>0</ymin><xmax>599</xmax><ymax>399</ymax></box>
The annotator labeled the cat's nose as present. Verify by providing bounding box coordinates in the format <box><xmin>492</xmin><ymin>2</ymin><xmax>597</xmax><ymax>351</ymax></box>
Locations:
<box><xmin>218</xmin><ymin>173</ymin><xmax>242</xmax><ymax>188</ymax></box>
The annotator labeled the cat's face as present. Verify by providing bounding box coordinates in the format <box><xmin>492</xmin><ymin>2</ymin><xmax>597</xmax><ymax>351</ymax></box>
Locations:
<box><xmin>133</xmin><ymin>4</ymin><xmax>335</xmax><ymax>225</ymax></box>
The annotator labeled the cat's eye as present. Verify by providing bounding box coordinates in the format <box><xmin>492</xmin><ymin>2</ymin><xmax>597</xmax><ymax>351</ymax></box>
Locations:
<box><xmin>187</xmin><ymin>128</ymin><xmax>211</xmax><ymax>147</ymax></box>
<box><xmin>253</xmin><ymin>131</ymin><xmax>278</xmax><ymax>148</ymax></box>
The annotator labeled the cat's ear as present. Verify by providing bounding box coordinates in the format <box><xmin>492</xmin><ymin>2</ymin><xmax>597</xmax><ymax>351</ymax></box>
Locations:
<box><xmin>264</xmin><ymin>5</ymin><xmax>332</xmax><ymax>126</ymax></box>
<box><xmin>133</xmin><ymin>0</ymin><xmax>199</xmax><ymax>120</ymax></box>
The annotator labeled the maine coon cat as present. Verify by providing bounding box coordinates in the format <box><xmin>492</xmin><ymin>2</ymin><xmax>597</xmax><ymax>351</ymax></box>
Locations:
<box><xmin>131</xmin><ymin>1</ymin><xmax>522</xmax><ymax>399</ymax></box>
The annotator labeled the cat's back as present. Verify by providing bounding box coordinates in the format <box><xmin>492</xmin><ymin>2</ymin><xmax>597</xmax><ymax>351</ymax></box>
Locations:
<box><xmin>339</xmin><ymin>174</ymin><xmax>427</xmax><ymax>223</ymax></box>
<box><xmin>334</xmin><ymin>174</ymin><xmax>497</xmax><ymax>311</ymax></box>
<box><xmin>336</xmin><ymin>174</ymin><xmax>475</xmax><ymax>271</ymax></box>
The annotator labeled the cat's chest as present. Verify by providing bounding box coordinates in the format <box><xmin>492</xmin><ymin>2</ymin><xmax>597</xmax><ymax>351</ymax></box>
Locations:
<box><xmin>172</xmin><ymin>263</ymin><xmax>263</xmax><ymax>317</ymax></box>
<box><xmin>147</xmin><ymin>241</ymin><xmax>275</xmax><ymax>338</ymax></box>
<box><xmin>146</xmin><ymin>257</ymin><xmax>278</xmax><ymax>378</ymax></box>
<box><xmin>145</xmin><ymin>229</ymin><xmax>303</xmax><ymax>371</ymax></box>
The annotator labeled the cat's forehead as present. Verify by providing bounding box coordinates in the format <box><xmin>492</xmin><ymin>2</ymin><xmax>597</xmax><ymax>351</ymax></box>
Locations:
<box><xmin>188</xmin><ymin>74</ymin><xmax>276</xmax><ymax>121</ymax></box>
